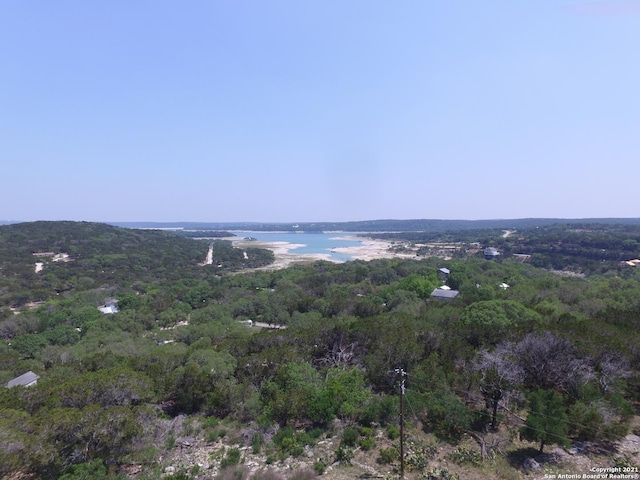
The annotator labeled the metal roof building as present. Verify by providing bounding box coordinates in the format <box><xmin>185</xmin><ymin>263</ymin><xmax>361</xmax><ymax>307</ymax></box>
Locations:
<box><xmin>6</xmin><ymin>371</ymin><xmax>39</xmax><ymax>388</ymax></box>
<box><xmin>430</xmin><ymin>288</ymin><xmax>459</xmax><ymax>300</ymax></box>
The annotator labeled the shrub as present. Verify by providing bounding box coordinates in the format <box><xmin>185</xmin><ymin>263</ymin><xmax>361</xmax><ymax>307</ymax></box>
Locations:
<box><xmin>272</xmin><ymin>426</ymin><xmax>313</xmax><ymax>459</ymax></box>
<box><xmin>341</xmin><ymin>428</ymin><xmax>359</xmax><ymax>447</ymax></box>
<box><xmin>57</xmin><ymin>460</ymin><xmax>107</xmax><ymax>480</ymax></box>
<box><xmin>220</xmin><ymin>448</ymin><xmax>242</xmax><ymax>468</ymax></box>
<box><xmin>252</xmin><ymin>433</ymin><xmax>264</xmax><ymax>454</ymax></box>
<box><xmin>313</xmin><ymin>460</ymin><xmax>326</xmax><ymax>475</ymax></box>
<box><xmin>273</xmin><ymin>425</ymin><xmax>295</xmax><ymax>447</ymax></box>
<box><xmin>307</xmin><ymin>427</ymin><xmax>324</xmax><ymax>440</ymax></box>
<box><xmin>359</xmin><ymin>437</ymin><xmax>376</xmax><ymax>451</ymax></box>
<box><xmin>421</xmin><ymin>392</ymin><xmax>471</xmax><ymax>443</ymax></box>
<box><xmin>446</xmin><ymin>447</ymin><xmax>482</xmax><ymax>467</ymax></box>
<box><xmin>423</xmin><ymin>467</ymin><xmax>459</xmax><ymax>480</ymax></box>
<box><xmin>165</xmin><ymin>433</ymin><xmax>176</xmax><ymax>449</ymax></box>
<box><xmin>335</xmin><ymin>445</ymin><xmax>354</xmax><ymax>464</ymax></box>
<box><xmin>360</xmin><ymin>395</ymin><xmax>398</xmax><ymax>427</ymax></box>
<box><xmin>386</xmin><ymin>424</ymin><xmax>400</xmax><ymax>440</ymax></box>
<box><xmin>404</xmin><ymin>437</ymin><xmax>437</xmax><ymax>471</ymax></box>
<box><xmin>378</xmin><ymin>447</ymin><xmax>399</xmax><ymax>464</ymax></box>
<box><xmin>201</xmin><ymin>415</ymin><xmax>220</xmax><ymax>429</ymax></box>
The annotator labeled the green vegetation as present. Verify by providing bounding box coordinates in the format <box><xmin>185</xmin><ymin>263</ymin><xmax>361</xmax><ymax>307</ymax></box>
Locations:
<box><xmin>1</xmin><ymin>220</ymin><xmax>639</xmax><ymax>478</ymax></box>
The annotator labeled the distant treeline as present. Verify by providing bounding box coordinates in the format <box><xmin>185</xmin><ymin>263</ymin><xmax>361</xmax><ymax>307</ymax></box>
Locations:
<box><xmin>174</xmin><ymin>231</ymin><xmax>235</xmax><ymax>239</ymax></box>
<box><xmin>372</xmin><ymin>223</ymin><xmax>640</xmax><ymax>275</ymax></box>
<box><xmin>110</xmin><ymin>218</ymin><xmax>640</xmax><ymax>233</ymax></box>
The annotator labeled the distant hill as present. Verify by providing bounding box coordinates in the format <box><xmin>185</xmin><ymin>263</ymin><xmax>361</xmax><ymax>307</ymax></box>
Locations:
<box><xmin>0</xmin><ymin>221</ymin><xmax>273</xmax><ymax>307</ymax></box>
<box><xmin>111</xmin><ymin>218</ymin><xmax>640</xmax><ymax>233</ymax></box>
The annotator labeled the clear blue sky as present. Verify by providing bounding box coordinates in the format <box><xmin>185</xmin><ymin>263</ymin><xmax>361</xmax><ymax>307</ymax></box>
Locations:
<box><xmin>2</xmin><ymin>1</ymin><xmax>639</xmax><ymax>222</ymax></box>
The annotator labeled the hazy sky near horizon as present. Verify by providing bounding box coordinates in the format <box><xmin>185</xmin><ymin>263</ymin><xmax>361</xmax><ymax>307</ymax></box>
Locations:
<box><xmin>2</xmin><ymin>1</ymin><xmax>639</xmax><ymax>223</ymax></box>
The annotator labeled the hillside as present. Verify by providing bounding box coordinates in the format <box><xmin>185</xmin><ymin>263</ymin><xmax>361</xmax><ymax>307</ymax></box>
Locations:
<box><xmin>1</xmin><ymin>221</ymin><xmax>639</xmax><ymax>480</ymax></box>
<box><xmin>0</xmin><ymin>221</ymin><xmax>274</xmax><ymax>309</ymax></box>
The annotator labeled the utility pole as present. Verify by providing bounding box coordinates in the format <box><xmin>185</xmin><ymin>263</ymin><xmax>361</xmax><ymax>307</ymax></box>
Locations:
<box><xmin>395</xmin><ymin>368</ymin><xmax>407</xmax><ymax>479</ymax></box>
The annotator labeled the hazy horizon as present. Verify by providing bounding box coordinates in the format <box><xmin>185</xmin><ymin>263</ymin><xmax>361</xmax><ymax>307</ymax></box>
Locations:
<box><xmin>3</xmin><ymin>216</ymin><xmax>640</xmax><ymax>227</ymax></box>
<box><xmin>3</xmin><ymin>1</ymin><xmax>639</xmax><ymax>222</ymax></box>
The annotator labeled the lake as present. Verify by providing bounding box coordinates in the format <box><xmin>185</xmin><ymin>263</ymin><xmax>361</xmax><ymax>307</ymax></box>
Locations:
<box><xmin>231</xmin><ymin>231</ymin><xmax>363</xmax><ymax>261</ymax></box>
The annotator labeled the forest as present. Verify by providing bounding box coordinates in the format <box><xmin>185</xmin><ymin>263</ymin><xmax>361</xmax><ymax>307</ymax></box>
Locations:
<box><xmin>1</xmin><ymin>221</ymin><xmax>639</xmax><ymax>480</ymax></box>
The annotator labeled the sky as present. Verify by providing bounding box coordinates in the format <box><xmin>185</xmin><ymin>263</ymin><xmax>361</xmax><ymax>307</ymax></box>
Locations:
<box><xmin>2</xmin><ymin>1</ymin><xmax>639</xmax><ymax>223</ymax></box>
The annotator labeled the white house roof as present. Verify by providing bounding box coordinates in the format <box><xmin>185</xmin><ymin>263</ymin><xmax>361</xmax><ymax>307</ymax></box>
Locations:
<box><xmin>98</xmin><ymin>300</ymin><xmax>119</xmax><ymax>314</ymax></box>
<box><xmin>99</xmin><ymin>305</ymin><xmax>118</xmax><ymax>314</ymax></box>
<box><xmin>430</xmin><ymin>288</ymin><xmax>459</xmax><ymax>299</ymax></box>
<box><xmin>6</xmin><ymin>371</ymin><xmax>39</xmax><ymax>388</ymax></box>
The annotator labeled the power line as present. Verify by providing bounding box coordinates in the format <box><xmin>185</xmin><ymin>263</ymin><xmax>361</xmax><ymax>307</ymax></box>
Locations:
<box><xmin>394</xmin><ymin>368</ymin><xmax>407</xmax><ymax>479</ymax></box>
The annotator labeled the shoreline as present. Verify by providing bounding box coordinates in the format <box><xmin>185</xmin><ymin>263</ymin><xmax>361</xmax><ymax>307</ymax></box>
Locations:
<box><xmin>230</xmin><ymin>236</ymin><xmax>417</xmax><ymax>270</ymax></box>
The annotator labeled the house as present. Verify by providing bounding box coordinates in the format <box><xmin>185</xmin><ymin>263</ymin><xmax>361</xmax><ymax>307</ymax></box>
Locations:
<box><xmin>430</xmin><ymin>287</ymin><xmax>459</xmax><ymax>301</ymax></box>
<box><xmin>98</xmin><ymin>298</ymin><xmax>119</xmax><ymax>314</ymax></box>
<box><xmin>436</xmin><ymin>267</ymin><xmax>450</xmax><ymax>284</ymax></box>
<box><xmin>32</xmin><ymin>252</ymin><xmax>55</xmax><ymax>258</ymax></box>
<box><xmin>6</xmin><ymin>371</ymin><xmax>39</xmax><ymax>388</ymax></box>
<box><xmin>484</xmin><ymin>247</ymin><xmax>500</xmax><ymax>260</ymax></box>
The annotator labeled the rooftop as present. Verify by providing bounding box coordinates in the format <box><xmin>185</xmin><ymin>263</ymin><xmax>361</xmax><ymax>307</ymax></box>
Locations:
<box><xmin>6</xmin><ymin>371</ymin><xmax>39</xmax><ymax>388</ymax></box>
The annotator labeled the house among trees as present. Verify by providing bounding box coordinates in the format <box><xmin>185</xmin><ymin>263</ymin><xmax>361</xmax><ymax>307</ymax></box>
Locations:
<box><xmin>6</xmin><ymin>371</ymin><xmax>40</xmax><ymax>388</ymax></box>
<box><xmin>98</xmin><ymin>299</ymin><xmax>119</xmax><ymax>314</ymax></box>
<box><xmin>430</xmin><ymin>286</ymin><xmax>459</xmax><ymax>301</ymax></box>
<box><xmin>484</xmin><ymin>247</ymin><xmax>501</xmax><ymax>259</ymax></box>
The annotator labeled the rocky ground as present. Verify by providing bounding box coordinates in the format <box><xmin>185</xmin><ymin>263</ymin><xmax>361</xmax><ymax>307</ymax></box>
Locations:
<box><xmin>125</xmin><ymin>416</ymin><xmax>640</xmax><ymax>480</ymax></box>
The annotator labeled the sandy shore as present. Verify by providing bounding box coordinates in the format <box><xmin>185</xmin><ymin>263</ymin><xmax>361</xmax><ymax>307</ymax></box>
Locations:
<box><xmin>231</xmin><ymin>236</ymin><xmax>417</xmax><ymax>270</ymax></box>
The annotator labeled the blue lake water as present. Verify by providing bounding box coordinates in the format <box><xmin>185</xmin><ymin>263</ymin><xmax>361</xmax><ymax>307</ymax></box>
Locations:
<box><xmin>232</xmin><ymin>232</ymin><xmax>362</xmax><ymax>262</ymax></box>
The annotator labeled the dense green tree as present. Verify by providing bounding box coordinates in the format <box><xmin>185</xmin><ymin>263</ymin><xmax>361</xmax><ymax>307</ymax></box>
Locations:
<box><xmin>0</xmin><ymin>408</ymin><xmax>33</xmax><ymax>476</ymax></box>
<box><xmin>419</xmin><ymin>392</ymin><xmax>472</xmax><ymax>443</ymax></box>
<box><xmin>10</xmin><ymin>333</ymin><xmax>48</xmax><ymax>358</ymax></box>
<box><xmin>262</xmin><ymin>362</ymin><xmax>322</xmax><ymax>425</ymax></box>
<box><xmin>34</xmin><ymin>404</ymin><xmax>141</xmax><ymax>473</ymax></box>
<box><xmin>360</xmin><ymin>315</ymin><xmax>425</xmax><ymax>392</ymax></box>
<box><xmin>397</xmin><ymin>273</ymin><xmax>438</xmax><ymax>300</ymax></box>
<box><xmin>47</xmin><ymin>367</ymin><xmax>154</xmax><ymax>409</ymax></box>
<box><xmin>169</xmin><ymin>363</ymin><xmax>215</xmax><ymax>414</ymax></box>
<box><xmin>57</xmin><ymin>460</ymin><xmax>110</xmax><ymax>480</ymax></box>
<box><xmin>42</xmin><ymin>325</ymin><xmax>80</xmax><ymax>346</ymax></box>
<box><xmin>520</xmin><ymin>389</ymin><xmax>569</xmax><ymax>453</ymax></box>
<box><xmin>186</xmin><ymin>349</ymin><xmax>236</xmax><ymax>383</ymax></box>
<box><xmin>311</xmin><ymin>367</ymin><xmax>372</xmax><ymax>424</ymax></box>
<box><xmin>458</xmin><ymin>300</ymin><xmax>541</xmax><ymax>347</ymax></box>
